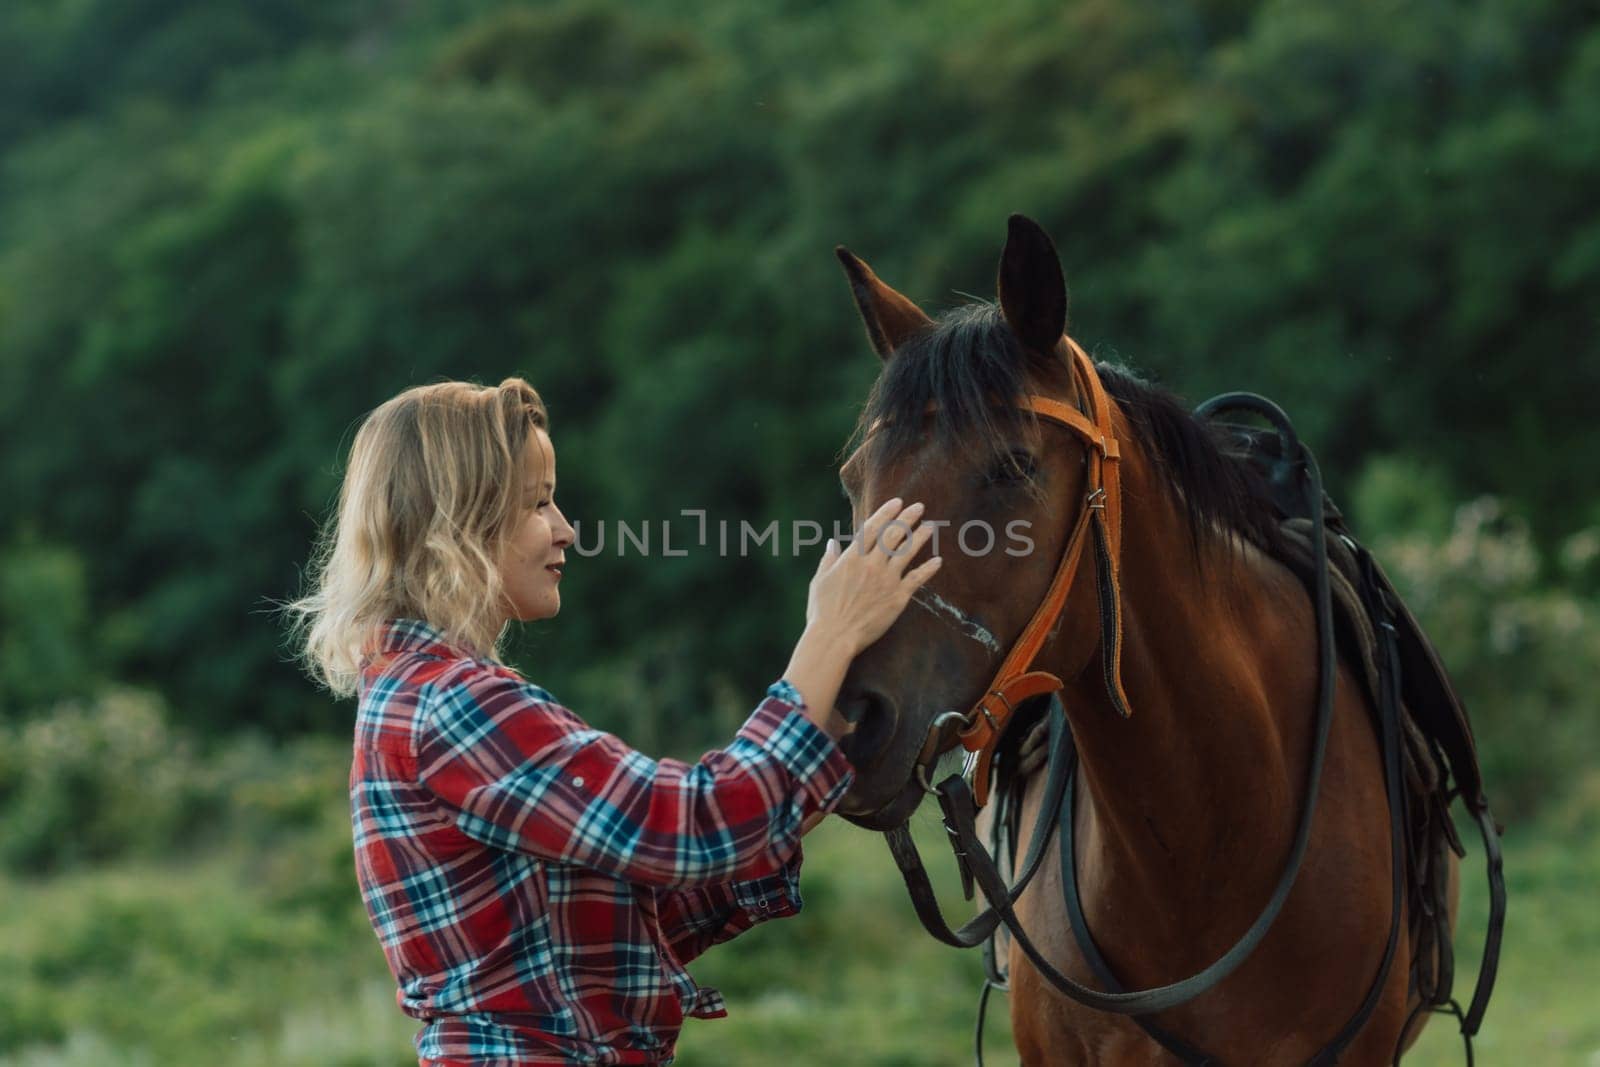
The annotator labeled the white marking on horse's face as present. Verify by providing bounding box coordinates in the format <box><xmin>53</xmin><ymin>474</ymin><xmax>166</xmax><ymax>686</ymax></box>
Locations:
<box><xmin>911</xmin><ymin>590</ymin><xmax>1002</xmax><ymax>654</ymax></box>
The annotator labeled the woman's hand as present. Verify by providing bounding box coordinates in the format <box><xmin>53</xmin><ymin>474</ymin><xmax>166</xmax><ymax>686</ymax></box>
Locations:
<box><xmin>806</xmin><ymin>497</ymin><xmax>942</xmax><ymax>656</ymax></box>
<box><xmin>781</xmin><ymin>498</ymin><xmax>941</xmax><ymax>744</ymax></box>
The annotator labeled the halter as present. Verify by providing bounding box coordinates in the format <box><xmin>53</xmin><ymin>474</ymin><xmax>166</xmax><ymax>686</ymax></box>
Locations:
<box><xmin>908</xmin><ymin>337</ymin><xmax>1133</xmax><ymax>806</ymax></box>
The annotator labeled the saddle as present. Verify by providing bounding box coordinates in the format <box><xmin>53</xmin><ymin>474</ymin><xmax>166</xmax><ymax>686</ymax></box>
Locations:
<box><xmin>1221</xmin><ymin>424</ymin><xmax>1494</xmax><ymax>815</ymax></box>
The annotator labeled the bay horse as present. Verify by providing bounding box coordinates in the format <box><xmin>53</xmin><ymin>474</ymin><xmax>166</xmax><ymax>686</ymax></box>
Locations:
<box><xmin>828</xmin><ymin>215</ymin><xmax>1461</xmax><ymax>1063</ymax></box>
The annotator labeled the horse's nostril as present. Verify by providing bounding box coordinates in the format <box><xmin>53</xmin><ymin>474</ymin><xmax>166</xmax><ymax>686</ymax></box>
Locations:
<box><xmin>836</xmin><ymin>689</ymin><xmax>898</xmax><ymax>772</ymax></box>
<box><xmin>836</xmin><ymin>693</ymin><xmax>871</xmax><ymax>725</ymax></box>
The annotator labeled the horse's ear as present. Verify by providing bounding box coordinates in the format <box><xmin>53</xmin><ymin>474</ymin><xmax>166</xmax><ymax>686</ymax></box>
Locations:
<box><xmin>834</xmin><ymin>246</ymin><xmax>933</xmax><ymax>361</ymax></box>
<box><xmin>996</xmin><ymin>214</ymin><xmax>1068</xmax><ymax>356</ymax></box>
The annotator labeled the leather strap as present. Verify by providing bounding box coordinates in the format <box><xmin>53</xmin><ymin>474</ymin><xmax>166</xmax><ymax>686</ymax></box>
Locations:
<box><xmin>955</xmin><ymin>339</ymin><xmax>1133</xmax><ymax>805</ymax></box>
<box><xmin>1057</xmin><ymin>749</ymin><xmax>1217</xmax><ymax>1064</ymax></box>
<box><xmin>883</xmin><ymin>699</ymin><xmax>1075</xmax><ymax>951</ymax></box>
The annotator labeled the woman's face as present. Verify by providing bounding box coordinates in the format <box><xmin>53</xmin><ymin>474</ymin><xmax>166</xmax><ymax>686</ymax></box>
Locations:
<box><xmin>496</xmin><ymin>428</ymin><xmax>575</xmax><ymax>624</ymax></box>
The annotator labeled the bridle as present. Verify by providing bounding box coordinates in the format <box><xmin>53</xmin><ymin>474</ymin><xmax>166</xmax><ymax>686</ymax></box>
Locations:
<box><xmin>906</xmin><ymin>336</ymin><xmax>1133</xmax><ymax>807</ymax></box>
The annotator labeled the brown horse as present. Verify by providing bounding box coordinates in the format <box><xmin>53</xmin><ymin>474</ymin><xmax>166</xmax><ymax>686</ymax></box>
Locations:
<box><xmin>829</xmin><ymin>216</ymin><xmax>1459</xmax><ymax>1064</ymax></box>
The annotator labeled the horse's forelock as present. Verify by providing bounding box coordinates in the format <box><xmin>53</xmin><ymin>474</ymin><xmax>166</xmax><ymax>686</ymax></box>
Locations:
<box><xmin>851</xmin><ymin>302</ymin><xmax>1054</xmax><ymax>471</ymax></box>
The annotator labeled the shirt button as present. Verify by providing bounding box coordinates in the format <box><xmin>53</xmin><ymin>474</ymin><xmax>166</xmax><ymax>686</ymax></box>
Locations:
<box><xmin>572</xmin><ymin>776</ymin><xmax>585</xmax><ymax>788</ymax></box>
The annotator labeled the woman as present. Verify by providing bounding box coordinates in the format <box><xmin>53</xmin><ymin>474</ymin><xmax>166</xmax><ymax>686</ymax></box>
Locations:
<box><xmin>288</xmin><ymin>378</ymin><xmax>940</xmax><ymax>1065</ymax></box>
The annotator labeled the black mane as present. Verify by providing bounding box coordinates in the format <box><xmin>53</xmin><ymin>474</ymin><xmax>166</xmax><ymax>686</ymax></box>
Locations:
<box><xmin>851</xmin><ymin>301</ymin><xmax>1285</xmax><ymax>557</ymax></box>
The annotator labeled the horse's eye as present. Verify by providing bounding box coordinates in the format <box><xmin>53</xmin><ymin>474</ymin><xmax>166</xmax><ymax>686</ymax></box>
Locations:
<box><xmin>987</xmin><ymin>451</ymin><xmax>1037</xmax><ymax>486</ymax></box>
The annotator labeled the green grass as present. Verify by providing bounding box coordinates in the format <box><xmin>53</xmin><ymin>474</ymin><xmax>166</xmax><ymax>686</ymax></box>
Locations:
<box><xmin>1402</xmin><ymin>797</ymin><xmax>1600</xmax><ymax>1066</ymax></box>
<box><xmin>2</xmin><ymin>798</ymin><xmax>1595</xmax><ymax>1065</ymax></box>
<box><xmin>675</xmin><ymin>811</ymin><xmax>1017</xmax><ymax>1067</ymax></box>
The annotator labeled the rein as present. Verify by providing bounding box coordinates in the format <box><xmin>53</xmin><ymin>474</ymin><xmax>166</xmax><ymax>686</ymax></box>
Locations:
<box><xmin>876</xmin><ymin>379</ymin><xmax>1471</xmax><ymax>1064</ymax></box>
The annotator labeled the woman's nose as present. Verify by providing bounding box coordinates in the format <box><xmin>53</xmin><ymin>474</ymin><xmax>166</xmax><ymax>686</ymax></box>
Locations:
<box><xmin>552</xmin><ymin>505</ymin><xmax>576</xmax><ymax>547</ymax></box>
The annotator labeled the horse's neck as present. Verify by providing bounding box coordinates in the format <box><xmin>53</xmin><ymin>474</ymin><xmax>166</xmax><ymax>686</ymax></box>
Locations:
<box><xmin>1048</xmin><ymin>414</ymin><xmax>1313</xmax><ymax>910</ymax></box>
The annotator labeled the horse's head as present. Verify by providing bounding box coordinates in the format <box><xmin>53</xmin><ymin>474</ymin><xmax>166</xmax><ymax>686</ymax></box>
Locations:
<box><xmin>831</xmin><ymin>215</ymin><xmax>1111</xmax><ymax>829</ymax></box>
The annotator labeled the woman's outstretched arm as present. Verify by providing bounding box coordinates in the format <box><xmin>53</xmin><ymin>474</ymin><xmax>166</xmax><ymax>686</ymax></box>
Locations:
<box><xmin>415</xmin><ymin>498</ymin><xmax>940</xmax><ymax>890</ymax></box>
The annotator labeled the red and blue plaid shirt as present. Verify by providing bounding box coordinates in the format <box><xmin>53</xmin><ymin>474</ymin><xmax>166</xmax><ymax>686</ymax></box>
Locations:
<box><xmin>350</xmin><ymin>619</ymin><xmax>854</xmax><ymax>1066</ymax></box>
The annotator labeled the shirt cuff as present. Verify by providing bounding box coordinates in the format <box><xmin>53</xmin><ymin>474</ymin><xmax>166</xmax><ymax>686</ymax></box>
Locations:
<box><xmin>738</xmin><ymin>680</ymin><xmax>854</xmax><ymax>810</ymax></box>
<box><xmin>729</xmin><ymin>847</ymin><xmax>805</xmax><ymax>919</ymax></box>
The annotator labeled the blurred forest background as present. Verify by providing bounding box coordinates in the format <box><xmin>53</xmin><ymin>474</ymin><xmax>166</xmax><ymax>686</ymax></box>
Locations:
<box><xmin>1</xmin><ymin>0</ymin><xmax>1597</xmax><ymax>1063</ymax></box>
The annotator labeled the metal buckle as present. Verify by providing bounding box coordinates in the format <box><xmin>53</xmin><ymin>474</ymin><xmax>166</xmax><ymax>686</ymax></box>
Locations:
<box><xmin>977</xmin><ymin>703</ymin><xmax>1000</xmax><ymax>734</ymax></box>
<box><xmin>990</xmin><ymin>689</ymin><xmax>1016</xmax><ymax>715</ymax></box>
<box><xmin>1086</xmin><ymin>487</ymin><xmax>1107</xmax><ymax>510</ymax></box>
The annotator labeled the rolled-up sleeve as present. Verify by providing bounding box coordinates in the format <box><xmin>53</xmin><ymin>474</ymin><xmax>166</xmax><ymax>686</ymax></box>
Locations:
<box><xmin>417</xmin><ymin>668</ymin><xmax>853</xmax><ymax>890</ymax></box>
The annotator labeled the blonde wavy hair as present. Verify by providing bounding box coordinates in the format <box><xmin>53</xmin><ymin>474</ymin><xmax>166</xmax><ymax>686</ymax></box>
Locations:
<box><xmin>286</xmin><ymin>377</ymin><xmax>549</xmax><ymax>698</ymax></box>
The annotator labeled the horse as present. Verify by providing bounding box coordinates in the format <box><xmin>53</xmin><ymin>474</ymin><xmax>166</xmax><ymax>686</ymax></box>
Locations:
<box><xmin>827</xmin><ymin>215</ymin><xmax>1462</xmax><ymax>1064</ymax></box>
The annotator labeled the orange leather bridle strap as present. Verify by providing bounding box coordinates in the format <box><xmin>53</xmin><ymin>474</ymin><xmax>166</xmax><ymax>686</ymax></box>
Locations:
<box><xmin>945</xmin><ymin>339</ymin><xmax>1134</xmax><ymax>805</ymax></box>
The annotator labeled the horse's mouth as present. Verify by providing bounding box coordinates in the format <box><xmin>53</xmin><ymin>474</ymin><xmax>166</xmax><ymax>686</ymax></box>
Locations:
<box><xmin>833</xmin><ymin>686</ymin><xmax>967</xmax><ymax>830</ymax></box>
<box><xmin>833</xmin><ymin>696</ymin><xmax>962</xmax><ymax>830</ymax></box>
<box><xmin>834</xmin><ymin>771</ymin><xmax>926</xmax><ymax>831</ymax></box>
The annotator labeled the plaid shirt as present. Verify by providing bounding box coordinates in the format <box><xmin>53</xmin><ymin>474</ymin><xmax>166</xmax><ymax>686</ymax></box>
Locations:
<box><xmin>351</xmin><ymin>618</ymin><xmax>854</xmax><ymax>1066</ymax></box>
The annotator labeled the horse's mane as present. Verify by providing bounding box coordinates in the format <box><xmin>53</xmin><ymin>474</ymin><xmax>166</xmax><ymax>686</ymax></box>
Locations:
<box><xmin>851</xmin><ymin>301</ymin><xmax>1286</xmax><ymax>558</ymax></box>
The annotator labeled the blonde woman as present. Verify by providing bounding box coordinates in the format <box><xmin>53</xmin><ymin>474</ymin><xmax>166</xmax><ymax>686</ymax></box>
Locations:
<box><xmin>288</xmin><ymin>378</ymin><xmax>940</xmax><ymax>1066</ymax></box>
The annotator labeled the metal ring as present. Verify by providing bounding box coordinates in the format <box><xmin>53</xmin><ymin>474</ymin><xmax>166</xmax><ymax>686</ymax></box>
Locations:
<box><xmin>914</xmin><ymin>711</ymin><xmax>973</xmax><ymax>795</ymax></box>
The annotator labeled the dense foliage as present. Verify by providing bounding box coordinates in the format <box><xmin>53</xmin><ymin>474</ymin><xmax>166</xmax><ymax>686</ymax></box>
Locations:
<box><xmin>1</xmin><ymin>0</ymin><xmax>1595</xmax><ymax>778</ymax></box>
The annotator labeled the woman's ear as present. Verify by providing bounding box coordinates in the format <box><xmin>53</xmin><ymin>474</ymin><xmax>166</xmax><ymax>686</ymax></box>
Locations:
<box><xmin>835</xmin><ymin>247</ymin><xmax>934</xmax><ymax>361</ymax></box>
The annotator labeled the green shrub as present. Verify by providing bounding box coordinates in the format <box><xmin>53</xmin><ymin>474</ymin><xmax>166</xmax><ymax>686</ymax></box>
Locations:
<box><xmin>0</xmin><ymin>537</ymin><xmax>98</xmax><ymax>717</ymax></box>
<box><xmin>0</xmin><ymin>679</ymin><xmax>363</xmax><ymax>876</ymax></box>
<box><xmin>1371</xmin><ymin>495</ymin><xmax>1600</xmax><ymax>820</ymax></box>
<box><xmin>0</xmin><ymin>688</ymin><xmax>207</xmax><ymax>873</ymax></box>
